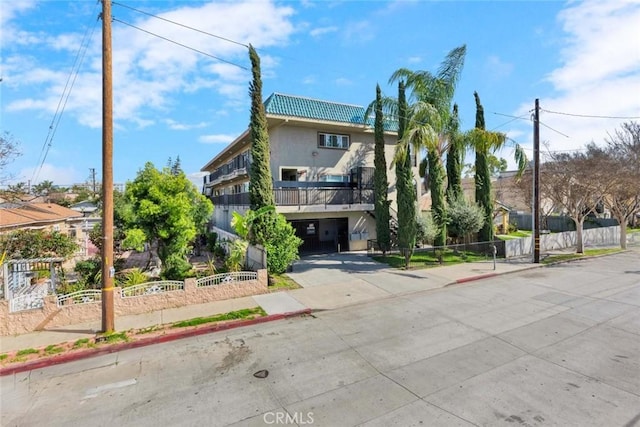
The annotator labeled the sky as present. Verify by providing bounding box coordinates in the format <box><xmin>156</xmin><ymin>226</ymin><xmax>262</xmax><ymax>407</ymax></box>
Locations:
<box><xmin>2</xmin><ymin>0</ymin><xmax>639</xmax><ymax>189</ymax></box>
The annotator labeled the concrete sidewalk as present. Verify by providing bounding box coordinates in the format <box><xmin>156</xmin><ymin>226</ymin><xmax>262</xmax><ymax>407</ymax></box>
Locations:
<box><xmin>0</xmin><ymin>256</ymin><xmax>539</xmax><ymax>355</ymax></box>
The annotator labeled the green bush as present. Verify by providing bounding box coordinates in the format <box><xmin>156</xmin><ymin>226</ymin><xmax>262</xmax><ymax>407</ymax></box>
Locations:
<box><xmin>206</xmin><ymin>232</ymin><xmax>218</xmax><ymax>252</ymax></box>
<box><xmin>508</xmin><ymin>222</ymin><xmax>518</xmax><ymax>233</ymax></box>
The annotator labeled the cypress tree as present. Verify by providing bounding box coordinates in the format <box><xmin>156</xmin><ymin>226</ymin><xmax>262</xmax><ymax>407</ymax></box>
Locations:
<box><xmin>474</xmin><ymin>91</ymin><xmax>493</xmax><ymax>242</ymax></box>
<box><xmin>248</xmin><ymin>44</ymin><xmax>274</xmax><ymax>210</ymax></box>
<box><xmin>395</xmin><ymin>80</ymin><xmax>417</xmax><ymax>267</ymax></box>
<box><xmin>373</xmin><ymin>84</ymin><xmax>391</xmax><ymax>254</ymax></box>
<box><xmin>428</xmin><ymin>148</ymin><xmax>447</xmax><ymax>247</ymax></box>
<box><xmin>446</xmin><ymin>104</ymin><xmax>464</xmax><ymax>204</ymax></box>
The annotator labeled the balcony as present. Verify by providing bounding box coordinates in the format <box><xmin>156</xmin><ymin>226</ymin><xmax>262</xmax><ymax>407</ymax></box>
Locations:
<box><xmin>209</xmin><ymin>182</ymin><xmax>373</xmax><ymax>209</ymax></box>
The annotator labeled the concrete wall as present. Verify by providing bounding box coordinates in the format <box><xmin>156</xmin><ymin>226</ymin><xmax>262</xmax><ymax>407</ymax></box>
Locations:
<box><xmin>504</xmin><ymin>226</ymin><xmax>622</xmax><ymax>258</ymax></box>
<box><xmin>0</xmin><ymin>270</ymin><xmax>268</xmax><ymax>336</ymax></box>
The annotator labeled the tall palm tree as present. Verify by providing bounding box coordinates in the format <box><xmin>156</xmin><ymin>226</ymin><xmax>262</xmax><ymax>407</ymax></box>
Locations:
<box><xmin>390</xmin><ymin>45</ymin><xmax>467</xmax><ymax>247</ymax></box>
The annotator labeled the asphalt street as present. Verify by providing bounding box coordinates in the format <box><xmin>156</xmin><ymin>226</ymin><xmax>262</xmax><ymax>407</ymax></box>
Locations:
<box><xmin>2</xmin><ymin>250</ymin><xmax>639</xmax><ymax>426</ymax></box>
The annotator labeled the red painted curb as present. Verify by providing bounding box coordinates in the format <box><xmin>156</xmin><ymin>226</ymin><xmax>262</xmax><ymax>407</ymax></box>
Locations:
<box><xmin>0</xmin><ymin>309</ymin><xmax>311</xmax><ymax>377</ymax></box>
<box><xmin>455</xmin><ymin>273</ymin><xmax>498</xmax><ymax>284</ymax></box>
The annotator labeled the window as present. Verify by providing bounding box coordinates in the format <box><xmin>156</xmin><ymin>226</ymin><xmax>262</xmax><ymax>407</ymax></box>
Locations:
<box><xmin>319</xmin><ymin>174</ymin><xmax>349</xmax><ymax>183</ymax></box>
<box><xmin>319</xmin><ymin>133</ymin><xmax>349</xmax><ymax>149</ymax></box>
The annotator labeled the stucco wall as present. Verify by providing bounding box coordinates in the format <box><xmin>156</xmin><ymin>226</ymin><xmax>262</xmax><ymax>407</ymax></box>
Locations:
<box><xmin>0</xmin><ymin>270</ymin><xmax>268</xmax><ymax>336</ymax></box>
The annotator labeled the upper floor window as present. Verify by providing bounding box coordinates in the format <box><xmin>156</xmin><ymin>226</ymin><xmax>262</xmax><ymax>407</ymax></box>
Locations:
<box><xmin>319</xmin><ymin>133</ymin><xmax>349</xmax><ymax>149</ymax></box>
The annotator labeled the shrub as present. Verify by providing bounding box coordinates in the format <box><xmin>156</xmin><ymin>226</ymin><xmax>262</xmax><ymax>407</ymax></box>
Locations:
<box><xmin>122</xmin><ymin>268</ymin><xmax>148</xmax><ymax>287</ymax></box>
<box><xmin>508</xmin><ymin>222</ymin><xmax>518</xmax><ymax>233</ymax></box>
<box><xmin>206</xmin><ymin>232</ymin><xmax>218</xmax><ymax>252</ymax></box>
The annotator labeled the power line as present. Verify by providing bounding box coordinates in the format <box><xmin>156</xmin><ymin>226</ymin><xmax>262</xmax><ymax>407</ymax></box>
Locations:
<box><xmin>112</xmin><ymin>18</ymin><xmax>248</xmax><ymax>71</ymax></box>
<box><xmin>490</xmin><ymin>112</ymin><xmax>530</xmax><ymax>131</ymax></box>
<box><xmin>539</xmin><ymin>120</ymin><xmax>570</xmax><ymax>138</ymax></box>
<box><xmin>540</xmin><ymin>108</ymin><xmax>640</xmax><ymax>120</ymax></box>
<box><xmin>112</xmin><ymin>1</ymin><xmax>248</xmax><ymax>49</ymax></box>
<box><xmin>32</xmin><ymin>2</ymin><xmax>100</xmax><ymax>185</ymax></box>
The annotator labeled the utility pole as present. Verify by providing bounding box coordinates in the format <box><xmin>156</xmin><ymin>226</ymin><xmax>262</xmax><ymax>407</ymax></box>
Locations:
<box><xmin>533</xmin><ymin>99</ymin><xmax>540</xmax><ymax>264</ymax></box>
<box><xmin>101</xmin><ymin>0</ymin><xmax>115</xmax><ymax>333</ymax></box>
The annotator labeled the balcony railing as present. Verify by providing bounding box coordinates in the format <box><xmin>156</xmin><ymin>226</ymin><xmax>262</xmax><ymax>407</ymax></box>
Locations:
<box><xmin>209</xmin><ymin>186</ymin><xmax>373</xmax><ymax>208</ymax></box>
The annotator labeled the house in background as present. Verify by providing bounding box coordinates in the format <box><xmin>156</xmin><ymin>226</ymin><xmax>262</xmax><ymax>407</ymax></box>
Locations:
<box><xmin>201</xmin><ymin>93</ymin><xmax>421</xmax><ymax>253</ymax></box>
<box><xmin>0</xmin><ymin>202</ymin><xmax>97</xmax><ymax>258</ymax></box>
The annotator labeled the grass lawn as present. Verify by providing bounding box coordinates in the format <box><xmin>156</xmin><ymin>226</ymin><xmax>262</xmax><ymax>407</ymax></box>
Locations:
<box><xmin>542</xmin><ymin>248</ymin><xmax>624</xmax><ymax>265</ymax></box>
<box><xmin>374</xmin><ymin>249</ymin><xmax>488</xmax><ymax>269</ymax></box>
<box><xmin>496</xmin><ymin>230</ymin><xmax>532</xmax><ymax>240</ymax></box>
<box><xmin>268</xmin><ymin>274</ymin><xmax>302</xmax><ymax>291</ymax></box>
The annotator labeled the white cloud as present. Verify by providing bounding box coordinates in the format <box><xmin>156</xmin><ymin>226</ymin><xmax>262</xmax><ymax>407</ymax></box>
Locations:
<box><xmin>199</xmin><ymin>134</ymin><xmax>236</xmax><ymax>144</ymax></box>
<box><xmin>302</xmin><ymin>75</ymin><xmax>317</xmax><ymax>85</ymax></box>
<box><xmin>3</xmin><ymin>0</ymin><xmax>297</xmax><ymax>130</ymax></box>
<box><xmin>484</xmin><ymin>55</ymin><xmax>514</xmax><ymax>80</ymax></box>
<box><xmin>164</xmin><ymin>119</ymin><xmax>208</xmax><ymax>131</ymax></box>
<box><xmin>514</xmin><ymin>0</ymin><xmax>640</xmax><ymax>154</ymax></box>
<box><xmin>17</xmin><ymin>164</ymin><xmax>82</xmax><ymax>186</ymax></box>
<box><xmin>408</xmin><ymin>56</ymin><xmax>422</xmax><ymax>64</ymax></box>
<box><xmin>310</xmin><ymin>26</ymin><xmax>338</xmax><ymax>37</ymax></box>
<box><xmin>335</xmin><ymin>77</ymin><xmax>352</xmax><ymax>86</ymax></box>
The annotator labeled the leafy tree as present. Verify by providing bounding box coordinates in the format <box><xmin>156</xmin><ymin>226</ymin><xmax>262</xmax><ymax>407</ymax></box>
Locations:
<box><xmin>373</xmin><ymin>84</ymin><xmax>391</xmax><ymax>254</ymax></box>
<box><xmin>121</xmin><ymin>162</ymin><xmax>213</xmax><ymax>279</ymax></box>
<box><xmin>541</xmin><ymin>146</ymin><xmax>610</xmax><ymax>253</ymax></box>
<box><xmin>0</xmin><ymin>131</ymin><xmax>22</xmax><ymax>185</ymax></box>
<box><xmin>1</xmin><ymin>229</ymin><xmax>78</xmax><ymax>260</ymax></box>
<box><xmin>463</xmin><ymin>154</ymin><xmax>508</xmax><ymax>178</ymax></box>
<box><xmin>248</xmin><ymin>44</ymin><xmax>274</xmax><ymax>210</ymax></box>
<box><xmin>395</xmin><ymin>80</ymin><xmax>417</xmax><ymax>266</ymax></box>
<box><xmin>602</xmin><ymin>122</ymin><xmax>640</xmax><ymax>248</ymax></box>
<box><xmin>416</xmin><ymin>212</ymin><xmax>437</xmax><ymax>246</ymax></box>
<box><xmin>231</xmin><ymin>207</ymin><xmax>302</xmax><ymax>274</ymax></box>
<box><xmin>390</xmin><ymin>45</ymin><xmax>467</xmax><ymax>247</ymax></box>
<box><xmin>447</xmin><ymin>197</ymin><xmax>485</xmax><ymax>244</ymax></box>
<box><xmin>32</xmin><ymin>180</ymin><xmax>55</xmax><ymax>198</ymax></box>
<box><xmin>446</xmin><ymin>104</ymin><xmax>464</xmax><ymax>204</ymax></box>
<box><xmin>74</xmin><ymin>258</ymin><xmax>101</xmax><ymax>288</ymax></box>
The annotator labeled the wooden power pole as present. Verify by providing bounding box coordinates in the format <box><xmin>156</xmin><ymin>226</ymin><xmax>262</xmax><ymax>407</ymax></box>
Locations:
<box><xmin>533</xmin><ymin>99</ymin><xmax>541</xmax><ymax>264</ymax></box>
<box><xmin>101</xmin><ymin>0</ymin><xmax>115</xmax><ymax>332</ymax></box>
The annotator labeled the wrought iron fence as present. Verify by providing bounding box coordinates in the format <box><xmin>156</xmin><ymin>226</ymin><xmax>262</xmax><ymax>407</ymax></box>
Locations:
<box><xmin>121</xmin><ymin>281</ymin><xmax>184</xmax><ymax>298</ymax></box>
<box><xmin>196</xmin><ymin>272</ymin><xmax>258</xmax><ymax>288</ymax></box>
<box><xmin>9</xmin><ymin>286</ymin><xmax>48</xmax><ymax>312</ymax></box>
<box><xmin>56</xmin><ymin>290</ymin><xmax>102</xmax><ymax>307</ymax></box>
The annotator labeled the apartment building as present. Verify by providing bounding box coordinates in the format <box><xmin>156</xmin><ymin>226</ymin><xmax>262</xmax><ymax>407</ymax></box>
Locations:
<box><xmin>201</xmin><ymin>93</ymin><xmax>421</xmax><ymax>253</ymax></box>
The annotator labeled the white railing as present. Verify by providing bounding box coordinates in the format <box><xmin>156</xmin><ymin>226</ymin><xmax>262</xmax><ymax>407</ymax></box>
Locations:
<box><xmin>9</xmin><ymin>287</ymin><xmax>48</xmax><ymax>312</ymax></box>
<box><xmin>121</xmin><ymin>281</ymin><xmax>184</xmax><ymax>298</ymax></box>
<box><xmin>56</xmin><ymin>290</ymin><xmax>102</xmax><ymax>307</ymax></box>
<box><xmin>196</xmin><ymin>272</ymin><xmax>258</xmax><ymax>288</ymax></box>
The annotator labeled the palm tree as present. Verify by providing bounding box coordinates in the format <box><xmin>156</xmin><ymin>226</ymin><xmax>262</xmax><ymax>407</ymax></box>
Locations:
<box><xmin>390</xmin><ymin>45</ymin><xmax>467</xmax><ymax>247</ymax></box>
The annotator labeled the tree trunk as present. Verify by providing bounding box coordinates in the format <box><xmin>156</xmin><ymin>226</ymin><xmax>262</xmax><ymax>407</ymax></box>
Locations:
<box><xmin>620</xmin><ymin>220</ymin><xmax>627</xmax><ymax>250</ymax></box>
<box><xmin>576</xmin><ymin>218</ymin><xmax>585</xmax><ymax>253</ymax></box>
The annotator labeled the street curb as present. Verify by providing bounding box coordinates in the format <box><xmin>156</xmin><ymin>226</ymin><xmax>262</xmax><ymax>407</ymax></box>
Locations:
<box><xmin>0</xmin><ymin>308</ymin><xmax>312</xmax><ymax>377</ymax></box>
<box><xmin>446</xmin><ymin>264</ymin><xmax>544</xmax><ymax>287</ymax></box>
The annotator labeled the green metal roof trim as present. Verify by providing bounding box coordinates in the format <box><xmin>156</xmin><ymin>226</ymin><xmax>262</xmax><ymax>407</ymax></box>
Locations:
<box><xmin>264</xmin><ymin>93</ymin><xmax>397</xmax><ymax>131</ymax></box>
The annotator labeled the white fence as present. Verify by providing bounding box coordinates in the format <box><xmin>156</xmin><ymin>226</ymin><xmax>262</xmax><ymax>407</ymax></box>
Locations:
<box><xmin>57</xmin><ymin>290</ymin><xmax>102</xmax><ymax>307</ymax></box>
<box><xmin>504</xmin><ymin>225</ymin><xmax>624</xmax><ymax>258</ymax></box>
<box><xmin>121</xmin><ymin>281</ymin><xmax>184</xmax><ymax>298</ymax></box>
<box><xmin>196</xmin><ymin>272</ymin><xmax>258</xmax><ymax>288</ymax></box>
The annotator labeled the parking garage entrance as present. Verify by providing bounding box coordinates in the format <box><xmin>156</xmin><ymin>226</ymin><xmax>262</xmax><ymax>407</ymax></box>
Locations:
<box><xmin>290</xmin><ymin>218</ymin><xmax>349</xmax><ymax>254</ymax></box>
